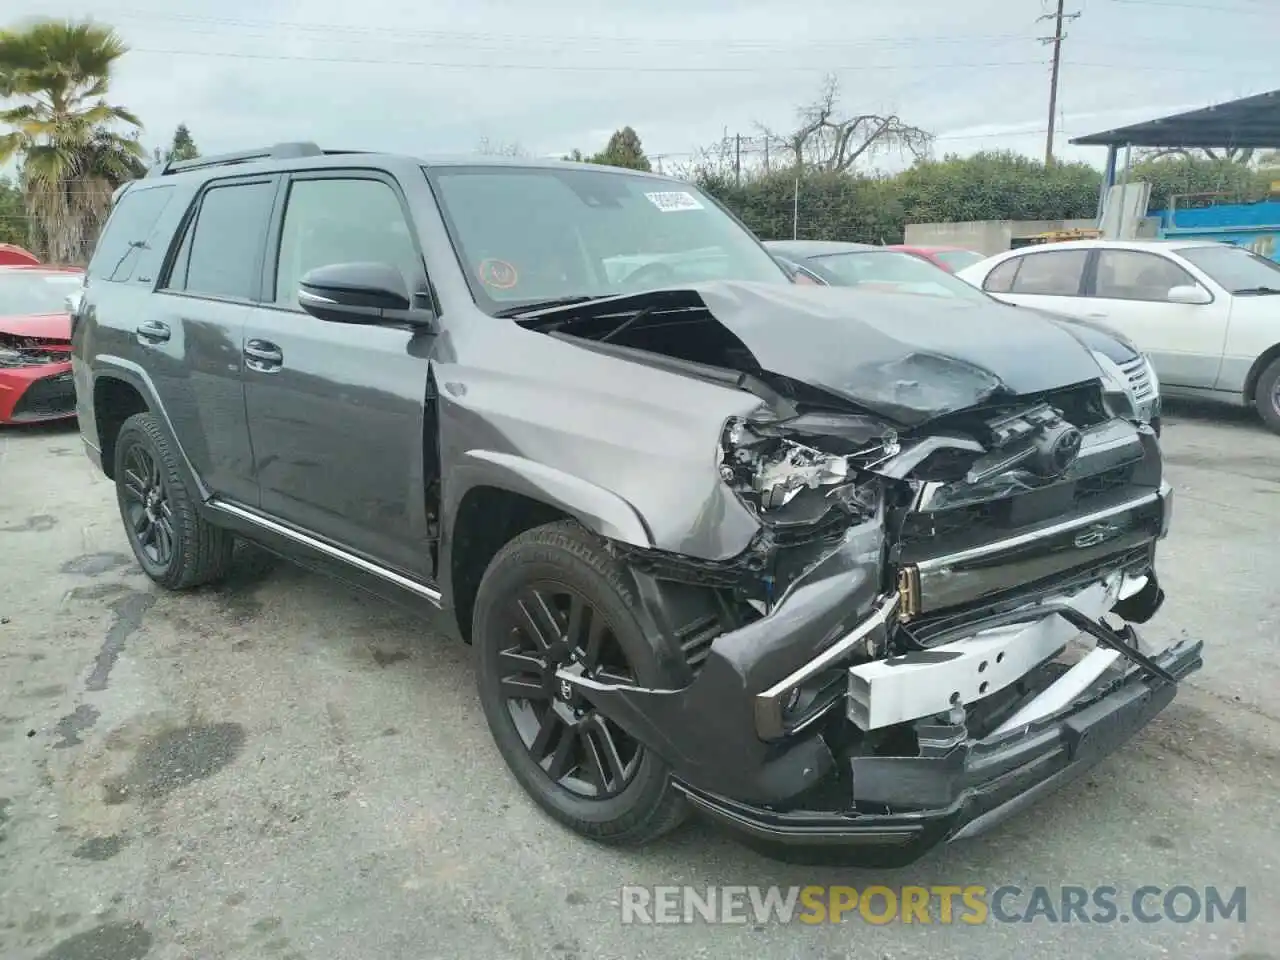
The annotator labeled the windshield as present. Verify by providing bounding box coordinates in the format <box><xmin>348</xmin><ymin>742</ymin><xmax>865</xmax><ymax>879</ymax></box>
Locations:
<box><xmin>0</xmin><ymin>270</ymin><xmax>83</xmax><ymax>316</ymax></box>
<box><xmin>933</xmin><ymin>249</ymin><xmax>984</xmax><ymax>271</ymax></box>
<box><xmin>425</xmin><ymin>165</ymin><xmax>790</xmax><ymax>312</ymax></box>
<box><xmin>805</xmin><ymin>250</ymin><xmax>992</xmax><ymax>302</ymax></box>
<box><xmin>1177</xmin><ymin>244</ymin><xmax>1280</xmax><ymax>294</ymax></box>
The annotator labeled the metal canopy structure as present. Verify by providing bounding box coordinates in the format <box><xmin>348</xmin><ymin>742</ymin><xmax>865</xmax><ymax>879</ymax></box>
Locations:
<box><xmin>1070</xmin><ymin>89</ymin><xmax>1280</xmax><ymax>234</ymax></box>
<box><xmin>1071</xmin><ymin>88</ymin><xmax>1280</xmax><ymax>150</ymax></box>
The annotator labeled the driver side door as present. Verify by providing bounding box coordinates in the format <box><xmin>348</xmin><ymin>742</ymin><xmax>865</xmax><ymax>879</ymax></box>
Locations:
<box><xmin>1083</xmin><ymin>248</ymin><xmax>1229</xmax><ymax>389</ymax></box>
<box><xmin>241</xmin><ymin>171</ymin><xmax>438</xmax><ymax>579</ymax></box>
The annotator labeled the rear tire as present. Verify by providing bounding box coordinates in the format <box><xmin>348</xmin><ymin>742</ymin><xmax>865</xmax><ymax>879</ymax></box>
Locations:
<box><xmin>473</xmin><ymin>520</ymin><xmax>688</xmax><ymax>846</ymax></box>
<box><xmin>1254</xmin><ymin>358</ymin><xmax>1280</xmax><ymax>435</ymax></box>
<box><xmin>113</xmin><ymin>412</ymin><xmax>235</xmax><ymax>589</ymax></box>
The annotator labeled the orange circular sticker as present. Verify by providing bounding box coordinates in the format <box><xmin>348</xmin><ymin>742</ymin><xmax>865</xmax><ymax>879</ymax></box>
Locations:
<box><xmin>478</xmin><ymin>258</ymin><xmax>519</xmax><ymax>290</ymax></box>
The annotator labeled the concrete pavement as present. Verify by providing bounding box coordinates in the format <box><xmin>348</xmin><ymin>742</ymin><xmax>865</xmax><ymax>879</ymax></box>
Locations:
<box><xmin>0</xmin><ymin>402</ymin><xmax>1275</xmax><ymax>960</ymax></box>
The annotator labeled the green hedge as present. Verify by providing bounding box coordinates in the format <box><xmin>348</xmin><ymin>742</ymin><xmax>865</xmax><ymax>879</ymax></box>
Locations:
<box><xmin>695</xmin><ymin>151</ymin><xmax>1270</xmax><ymax>245</ymax></box>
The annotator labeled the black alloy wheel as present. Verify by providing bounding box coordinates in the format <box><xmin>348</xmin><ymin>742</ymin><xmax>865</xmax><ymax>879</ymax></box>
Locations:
<box><xmin>120</xmin><ymin>443</ymin><xmax>176</xmax><ymax>568</ymax></box>
<box><xmin>472</xmin><ymin>520</ymin><xmax>688</xmax><ymax>845</ymax></box>
<box><xmin>112</xmin><ymin>412</ymin><xmax>235</xmax><ymax>590</ymax></box>
<box><xmin>498</xmin><ymin>582</ymin><xmax>643</xmax><ymax>799</ymax></box>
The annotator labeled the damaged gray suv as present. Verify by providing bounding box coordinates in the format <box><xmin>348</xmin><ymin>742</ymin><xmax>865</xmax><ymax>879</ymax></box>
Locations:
<box><xmin>72</xmin><ymin>144</ymin><xmax>1201</xmax><ymax>865</ymax></box>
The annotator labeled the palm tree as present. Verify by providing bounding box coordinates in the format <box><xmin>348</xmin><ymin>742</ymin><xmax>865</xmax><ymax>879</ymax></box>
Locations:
<box><xmin>0</xmin><ymin>20</ymin><xmax>145</xmax><ymax>264</ymax></box>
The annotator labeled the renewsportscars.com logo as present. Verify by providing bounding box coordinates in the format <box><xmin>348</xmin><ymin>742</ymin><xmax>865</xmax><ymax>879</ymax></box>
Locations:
<box><xmin>620</xmin><ymin>885</ymin><xmax>1248</xmax><ymax>926</ymax></box>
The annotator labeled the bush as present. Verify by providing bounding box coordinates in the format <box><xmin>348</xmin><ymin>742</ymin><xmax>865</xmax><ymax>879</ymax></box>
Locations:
<box><xmin>696</xmin><ymin>150</ymin><xmax>1273</xmax><ymax>244</ymax></box>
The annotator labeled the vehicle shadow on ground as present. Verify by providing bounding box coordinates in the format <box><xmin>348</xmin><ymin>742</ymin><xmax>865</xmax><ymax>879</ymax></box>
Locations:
<box><xmin>1160</xmin><ymin>397</ymin><xmax>1266</xmax><ymax>433</ymax></box>
<box><xmin>0</xmin><ymin>419</ymin><xmax>80</xmax><ymax>439</ymax></box>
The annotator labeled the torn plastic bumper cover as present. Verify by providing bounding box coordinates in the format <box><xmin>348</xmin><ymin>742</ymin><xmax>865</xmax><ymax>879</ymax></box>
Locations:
<box><xmin>559</xmin><ymin>480</ymin><xmax>1198</xmax><ymax>862</ymax></box>
<box><xmin>677</xmin><ymin>634</ymin><xmax>1200</xmax><ymax>861</ymax></box>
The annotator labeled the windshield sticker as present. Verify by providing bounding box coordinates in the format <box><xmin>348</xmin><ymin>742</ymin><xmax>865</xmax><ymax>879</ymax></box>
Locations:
<box><xmin>478</xmin><ymin>258</ymin><xmax>519</xmax><ymax>290</ymax></box>
<box><xmin>644</xmin><ymin>191</ymin><xmax>704</xmax><ymax>213</ymax></box>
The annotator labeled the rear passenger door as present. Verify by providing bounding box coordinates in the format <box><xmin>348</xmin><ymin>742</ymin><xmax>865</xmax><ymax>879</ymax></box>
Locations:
<box><xmin>149</xmin><ymin>176</ymin><xmax>276</xmax><ymax>504</ymax></box>
<box><xmin>242</xmin><ymin>171</ymin><xmax>437</xmax><ymax>580</ymax></box>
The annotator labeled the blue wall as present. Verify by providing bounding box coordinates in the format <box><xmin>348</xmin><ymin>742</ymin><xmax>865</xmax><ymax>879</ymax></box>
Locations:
<box><xmin>1152</xmin><ymin>200</ymin><xmax>1280</xmax><ymax>262</ymax></box>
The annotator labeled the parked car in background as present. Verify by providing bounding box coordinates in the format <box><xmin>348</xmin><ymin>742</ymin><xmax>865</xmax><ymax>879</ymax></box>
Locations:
<box><xmin>765</xmin><ymin>239</ymin><xmax>1162</xmax><ymax>430</ymax></box>
<box><xmin>0</xmin><ymin>243</ymin><xmax>42</xmax><ymax>267</ymax></box>
<box><xmin>887</xmin><ymin>243</ymin><xmax>986</xmax><ymax>273</ymax></box>
<box><xmin>0</xmin><ymin>264</ymin><xmax>84</xmax><ymax>424</ymax></box>
<box><xmin>956</xmin><ymin>239</ymin><xmax>1280</xmax><ymax>432</ymax></box>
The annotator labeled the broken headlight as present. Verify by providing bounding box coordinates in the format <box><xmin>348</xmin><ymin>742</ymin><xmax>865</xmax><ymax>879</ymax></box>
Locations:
<box><xmin>718</xmin><ymin>415</ymin><xmax>880</xmax><ymax>525</ymax></box>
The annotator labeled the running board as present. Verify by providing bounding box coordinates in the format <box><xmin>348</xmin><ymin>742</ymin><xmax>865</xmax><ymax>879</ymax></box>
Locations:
<box><xmin>207</xmin><ymin>500</ymin><xmax>442</xmax><ymax>605</ymax></box>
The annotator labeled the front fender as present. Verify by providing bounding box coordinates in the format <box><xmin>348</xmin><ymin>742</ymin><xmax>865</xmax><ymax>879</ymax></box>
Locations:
<box><xmin>446</xmin><ymin>450</ymin><xmax>655</xmax><ymax>547</ymax></box>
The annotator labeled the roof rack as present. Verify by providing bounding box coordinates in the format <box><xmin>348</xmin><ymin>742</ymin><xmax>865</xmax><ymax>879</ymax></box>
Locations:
<box><xmin>146</xmin><ymin>141</ymin><xmax>323</xmax><ymax>178</ymax></box>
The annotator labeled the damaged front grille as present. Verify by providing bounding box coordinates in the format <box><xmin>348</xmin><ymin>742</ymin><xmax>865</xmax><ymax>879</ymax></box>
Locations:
<box><xmin>1075</xmin><ymin>463</ymin><xmax>1135</xmax><ymax>501</ymax></box>
<box><xmin>0</xmin><ymin>332</ymin><xmax>70</xmax><ymax>367</ymax></box>
<box><xmin>886</xmin><ymin>392</ymin><xmax>1162</xmax><ymax>619</ymax></box>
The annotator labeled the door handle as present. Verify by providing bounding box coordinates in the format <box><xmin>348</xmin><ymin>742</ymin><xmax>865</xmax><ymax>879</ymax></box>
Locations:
<box><xmin>244</xmin><ymin>339</ymin><xmax>283</xmax><ymax>372</ymax></box>
<box><xmin>135</xmin><ymin>320</ymin><xmax>170</xmax><ymax>343</ymax></box>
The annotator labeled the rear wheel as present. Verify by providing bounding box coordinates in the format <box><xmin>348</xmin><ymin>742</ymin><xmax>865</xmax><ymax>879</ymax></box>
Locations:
<box><xmin>1254</xmin><ymin>357</ymin><xmax>1280</xmax><ymax>434</ymax></box>
<box><xmin>113</xmin><ymin>412</ymin><xmax>235</xmax><ymax>589</ymax></box>
<box><xmin>473</xmin><ymin>520</ymin><xmax>688</xmax><ymax>845</ymax></box>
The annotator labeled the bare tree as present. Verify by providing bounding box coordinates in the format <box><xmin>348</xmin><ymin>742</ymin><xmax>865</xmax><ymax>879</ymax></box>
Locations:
<box><xmin>475</xmin><ymin>137</ymin><xmax>528</xmax><ymax>158</ymax></box>
<box><xmin>759</xmin><ymin>75</ymin><xmax>933</xmax><ymax>173</ymax></box>
<box><xmin>1136</xmin><ymin>146</ymin><xmax>1257</xmax><ymax>165</ymax></box>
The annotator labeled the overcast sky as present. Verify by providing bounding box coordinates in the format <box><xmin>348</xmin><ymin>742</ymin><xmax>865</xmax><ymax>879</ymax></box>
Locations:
<box><xmin>5</xmin><ymin>0</ymin><xmax>1279</xmax><ymax>172</ymax></box>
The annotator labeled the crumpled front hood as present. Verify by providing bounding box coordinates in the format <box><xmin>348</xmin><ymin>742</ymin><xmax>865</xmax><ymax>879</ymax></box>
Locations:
<box><xmin>533</xmin><ymin>281</ymin><xmax>1106</xmax><ymax>427</ymax></box>
<box><xmin>0</xmin><ymin>312</ymin><xmax>71</xmax><ymax>341</ymax></box>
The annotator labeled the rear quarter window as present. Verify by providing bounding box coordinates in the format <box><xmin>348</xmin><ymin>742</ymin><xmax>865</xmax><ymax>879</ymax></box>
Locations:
<box><xmin>87</xmin><ymin>185</ymin><xmax>176</xmax><ymax>282</ymax></box>
<box><xmin>983</xmin><ymin>258</ymin><xmax>1020</xmax><ymax>293</ymax></box>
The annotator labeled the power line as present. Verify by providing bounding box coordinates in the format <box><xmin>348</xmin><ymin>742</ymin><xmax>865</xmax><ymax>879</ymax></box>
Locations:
<box><xmin>101</xmin><ymin>10</ymin><xmax>1032</xmax><ymax>49</ymax></box>
<box><xmin>119</xmin><ymin>48</ymin><xmax>1052</xmax><ymax>73</ymax></box>
<box><xmin>114</xmin><ymin>45</ymin><xmax>1280</xmax><ymax>76</ymax></box>
<box><xmin>1109</xmin><ymin>0</ymin><xmax>1277</xmax><ymax>11</ymax></box>
<box><xmin>100</xmin><ymin>11</ymin><xmax>1280</xmax><ymax>64</ymax></box>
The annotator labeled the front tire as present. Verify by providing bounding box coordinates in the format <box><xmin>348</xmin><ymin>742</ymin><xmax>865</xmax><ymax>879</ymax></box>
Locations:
<box><xmin>1254</xmin><ymin>358</ymin><xmax>1280</xmax><ymax>435</ymax></box>
<box><xmin>473</xmin><ymin>520</ymin><xmax>688</xmax><ymax>845</ymax></box>
<box><xmin>113</xmin><ymin>412</ymin><xmax>235</xmax><ymax>590</ymax></box>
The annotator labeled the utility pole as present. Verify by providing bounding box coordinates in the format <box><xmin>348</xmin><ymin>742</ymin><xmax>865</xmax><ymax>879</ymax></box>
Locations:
<box><xmin>734</xmin><ymin>133</ymin><xmax>742</xmax><ymax>186</ymax></box>
<box><xmin>1039</xmin><ymin>0</ymin><xmax>1080</xmax><ymax>166</ymax></box>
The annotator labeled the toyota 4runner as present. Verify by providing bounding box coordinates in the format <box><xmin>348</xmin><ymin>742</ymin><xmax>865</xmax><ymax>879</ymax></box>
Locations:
<box><xmin>71</xmin><ymin>143</ymin><xmax>1201</xmax><ymax>865</ymax></box>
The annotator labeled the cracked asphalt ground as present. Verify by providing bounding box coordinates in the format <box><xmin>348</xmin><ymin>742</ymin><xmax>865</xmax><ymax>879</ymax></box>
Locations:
<box><xmin>1</xmin><ymin>404</ymin><xmax>1276</xmax><ymax>960</ymax></box>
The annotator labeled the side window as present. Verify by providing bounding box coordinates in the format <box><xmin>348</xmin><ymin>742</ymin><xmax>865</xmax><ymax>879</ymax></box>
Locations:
<box><xmin>1094</xmin><ymin>250</ymin><xmax>1195</xmax><ymax>302</ymax></box>
<box><xmin>164</xmin><ymin>180</ymin><xmax>274</xmax><ymax>300</ymax></box>
<box><xmin>87</xmin><ymin>186</ymin><xmax>175</xmax><ymax>283</ymax></box>
<box><xmin>273</xmin><ymin>178</ymin><xmax>421</xmax><ymax>309</ymax></box>
<box><xmin>1009</xmin><ymin>250</ymin><xmax>1088</xmax><ymax>296</ymax></box>
<box><xmin>983</xmin><ymin>258</ymin><xmax>1020</xmax><ymax>293</ymax></box>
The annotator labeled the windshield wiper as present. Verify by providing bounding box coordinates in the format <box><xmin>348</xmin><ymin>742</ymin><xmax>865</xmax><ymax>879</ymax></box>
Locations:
<box><xmin>493</xmin><ymin>295</ymin><xmax>610</xmax><ymax>319</ymax></box>
<box><xmin>1232</xmin><ymin>286</ymin><xmax>1280</xmax><ymax>296</ymax></box>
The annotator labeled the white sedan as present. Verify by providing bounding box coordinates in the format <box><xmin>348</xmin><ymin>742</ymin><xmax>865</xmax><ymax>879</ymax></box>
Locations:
<box><xmin>956</xmin><ymin>239</ymin><xmax>1280</xmax><ymax>432</ymax></box>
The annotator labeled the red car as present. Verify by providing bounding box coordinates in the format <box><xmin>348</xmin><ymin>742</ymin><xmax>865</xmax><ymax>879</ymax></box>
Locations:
<box><xmin>887</xmin><ymin>244</ymin><xmax>985</xmax><ymax>273</ymax></box>
<box><xmin>0</xmin><ymin>264</ymin><xmax>85</xmax><ymax>424</ymax></box>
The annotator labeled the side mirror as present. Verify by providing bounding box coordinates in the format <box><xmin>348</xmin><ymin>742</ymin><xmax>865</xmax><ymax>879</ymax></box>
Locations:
<box><xmin>298</xmin><ymin>262</ymin><xmax>434</xmax><ymax>327</ymax></box>
<box><xmin>1166</xmin><ymin>284</ymin><xmax>1212</xmax><ymax>305</ymax></box>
